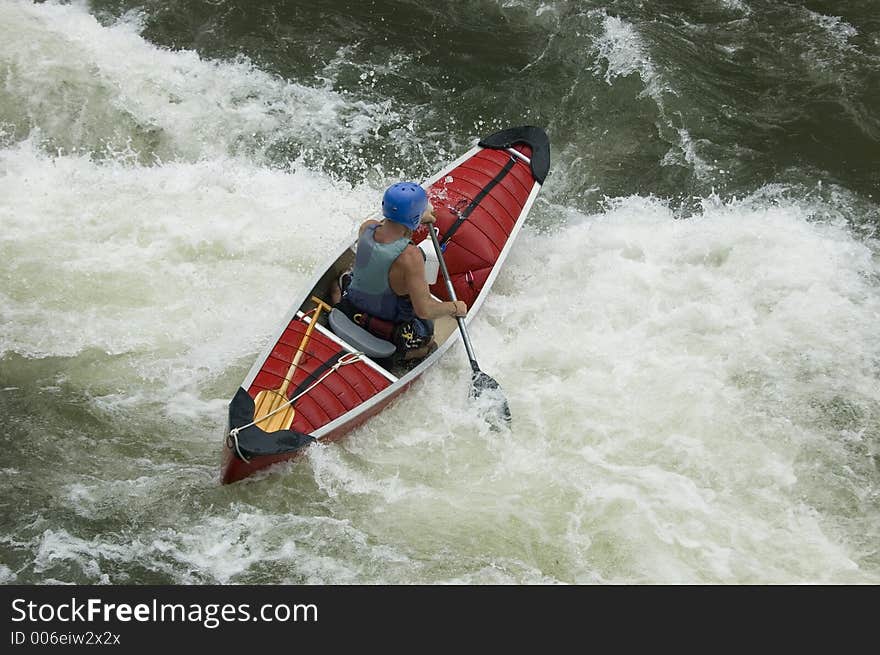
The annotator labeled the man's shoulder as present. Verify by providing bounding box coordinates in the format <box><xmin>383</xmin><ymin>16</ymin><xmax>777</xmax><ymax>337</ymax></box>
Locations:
<box><xmin>394</xmin><ymin>244</ymin><xmax>425</xmax><ymax>270</ymax></box>
<box><xmin>358</xmin><ymin>218</ymin><xmax>381</xmax><ymax>235</ymax></box>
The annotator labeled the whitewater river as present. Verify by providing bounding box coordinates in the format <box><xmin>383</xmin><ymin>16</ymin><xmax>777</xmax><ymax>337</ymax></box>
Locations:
<box><xmin>1</xmin><ymin>0</ymin><xmax>878</xmax><ymax>584</ymax></box>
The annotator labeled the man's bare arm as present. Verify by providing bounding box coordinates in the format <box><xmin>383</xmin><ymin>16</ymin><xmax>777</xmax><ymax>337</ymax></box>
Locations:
<box><xmin>401</xmin><ymin>247</ymin><xmax>467</xmax><ymax>320</ymax></box>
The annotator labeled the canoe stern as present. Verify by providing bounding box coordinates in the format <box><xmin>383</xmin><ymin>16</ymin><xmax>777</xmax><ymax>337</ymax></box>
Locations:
<box><xmin>221</xmin><ymin>387</ymin><xmax>315</xmax><ymax>484</ymax></box>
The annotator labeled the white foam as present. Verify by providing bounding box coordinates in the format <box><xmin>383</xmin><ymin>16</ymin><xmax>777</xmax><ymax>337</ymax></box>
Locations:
<box><xmin>463</xmin><ymin>192</ymin><xmax>880</xmax><ymax>582</ymax></box>
<box><xmin>718</xmin><ymin>0</ymin><xmax>750</xmax><ymax>13</ymax></box>
<box><xmin>0</xmin><ymin>137</ymin><xmax>374</xmax><ymax>423</ymax></box>
<box><xmin>27</xmin><ymin>508</ymin><xmax>416</xmax><ymax>584</ymax></box>
<box><xmin>805</xmin><ymin>10</ymin><xmax>858</xmax><ymax>45</ymax></box>
<box><xmin>308</xmin><ymin>442</ymin><xmax>431</xmax><ymax>503</ymax></box>
<box><xmin>8</xmin><ymin>187</ymin><xmax>879</xmax><ymax>582</ymax></box>
<box><xmin>0</xmin><ymin>0</ymin><xmax>400</xmax><ymax>161</ymax></box>
<box><xmin>592</xmin><ymin>14</ymin><xmax>659</xmax><ymax>88</ymax></box>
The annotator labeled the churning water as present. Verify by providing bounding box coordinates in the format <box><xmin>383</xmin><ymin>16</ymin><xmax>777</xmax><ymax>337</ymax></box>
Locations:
<box><xmin>1</xmin><ymin>0</ymin><xmax>878</xmax><ymax>584</ymax></box>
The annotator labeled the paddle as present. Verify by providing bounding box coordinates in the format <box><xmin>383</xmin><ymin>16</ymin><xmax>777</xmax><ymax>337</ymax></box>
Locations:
<box><xmin>253</xmin><ymin>296</ymin><xmax>332</xmax><ymax>432</ymax></box>
<box><xmin>427</xmin><ymin>225</ymin><xmax>511</xmax><ymax>426</ymax></box>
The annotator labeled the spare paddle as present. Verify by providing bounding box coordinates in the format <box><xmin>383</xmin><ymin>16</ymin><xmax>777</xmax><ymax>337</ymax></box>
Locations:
<box><xmin>253</xmin><ymin>296</ymin><xmax>332</xmax><ymax>432</ymax></box>
<box><xmin>428</xmin><ymin>225</ymin><xmax>511</xmax><ymax>426</ymax></box>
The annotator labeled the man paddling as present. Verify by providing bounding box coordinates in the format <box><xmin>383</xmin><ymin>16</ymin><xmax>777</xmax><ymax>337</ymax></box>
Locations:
<box><xmin>333</xmin><ymin>182</ymin><xmax>467</xmax><ymax>363</ymax></box>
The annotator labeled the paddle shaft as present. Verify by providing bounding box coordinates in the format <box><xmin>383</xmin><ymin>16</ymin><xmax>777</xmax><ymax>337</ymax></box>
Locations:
<box><xmin>427</xmin><ymin>226</ymin><xmax>481</xmax><ymax>374</ymax></box>
<box><xmin>278</xmin><ymin>298</ymin><xmax>331</xmax><ymax>396</ymax></box>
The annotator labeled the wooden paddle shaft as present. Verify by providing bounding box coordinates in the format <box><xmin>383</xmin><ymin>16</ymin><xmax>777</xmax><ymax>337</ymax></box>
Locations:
<box><xmin>278</xmin><ymin>297</ymin><xmax>332</xmax><ymax>397</ymax></box>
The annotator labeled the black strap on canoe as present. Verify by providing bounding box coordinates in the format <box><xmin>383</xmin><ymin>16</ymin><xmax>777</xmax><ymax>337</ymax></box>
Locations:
<box><xmin>288</xmin><ymin>350</ymin><xmax>346</xmax><ymax>400</ymax></box>
<box><xmin>440</xmin><ymin>155</ymin><xmax>517</xmax><ymax>248</ymax></box>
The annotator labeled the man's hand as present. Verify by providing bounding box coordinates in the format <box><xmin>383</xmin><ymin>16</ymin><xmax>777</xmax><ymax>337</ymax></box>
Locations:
<box><xmin>420</xmin><ymin>203</ymin><xmax>436</xmax><ymax>225</ymax></box>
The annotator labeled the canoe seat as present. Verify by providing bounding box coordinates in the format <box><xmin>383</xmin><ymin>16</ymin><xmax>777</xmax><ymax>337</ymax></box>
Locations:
<box><xmin>328</xmin><ymin>308</ymin><xmax>397</xmax><ymax>360</ymax></box>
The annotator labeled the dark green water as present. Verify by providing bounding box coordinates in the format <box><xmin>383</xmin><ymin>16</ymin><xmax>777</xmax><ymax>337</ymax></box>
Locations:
<box><xmin>84</xmin><ymin>0</ymin><xmax>880</xmax><ymax>208</ymax></box>
<box><xmin>1</xmin><ymin>0</ymin><xmax>878</xmax><ymax>584</ymax></box>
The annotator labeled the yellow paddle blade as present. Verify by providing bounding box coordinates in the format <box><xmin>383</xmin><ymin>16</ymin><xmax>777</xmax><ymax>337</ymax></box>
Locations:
<box><xmin>252</xmin><ymin>389</ymin><xmax>296</xmax><ymax>433</ymax></box>
<box><xmin>251</xmin><ymin>296</ymin><xmax>333</xmax><ymax>434</ymax></box>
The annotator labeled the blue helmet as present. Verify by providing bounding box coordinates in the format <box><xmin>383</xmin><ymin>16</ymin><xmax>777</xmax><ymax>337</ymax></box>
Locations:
<box><xmin>382</xmin><ymin>182</ymin><xmax>428</xmax><ymax>230</ymax></box>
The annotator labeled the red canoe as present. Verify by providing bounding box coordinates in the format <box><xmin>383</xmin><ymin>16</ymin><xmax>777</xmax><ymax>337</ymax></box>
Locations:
<box><xmin>221</xmin><ymin>126</ymin><xmax>550</xmax><ymax>484</ymax></box>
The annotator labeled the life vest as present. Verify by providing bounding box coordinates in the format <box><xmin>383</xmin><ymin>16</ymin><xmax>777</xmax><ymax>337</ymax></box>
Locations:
<box><xmin>345</xmin><ymin>224</ymin><xmax>415</xmax><ymax>323</ymax></box>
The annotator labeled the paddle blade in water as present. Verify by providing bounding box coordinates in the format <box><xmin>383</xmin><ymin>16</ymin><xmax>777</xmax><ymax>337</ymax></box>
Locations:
<box><xmin>471</xmin><ymin>371</ymin><xmax>511</xmax><ymax>427</ymax></box>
